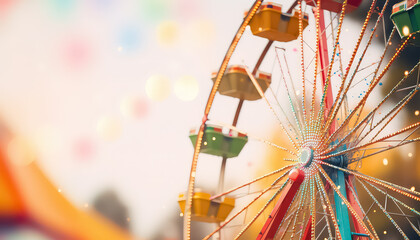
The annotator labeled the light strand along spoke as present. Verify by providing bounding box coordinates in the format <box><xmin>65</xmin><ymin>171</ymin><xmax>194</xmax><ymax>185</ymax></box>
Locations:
<box><xmin>210</xmin><ymin>164</ymin><xmax>297</xmax><ymax>200</ymax></box>
<box><xmin>314</xmin><ymin>0</ymin><xmax>348</xmax><ymax>139</ymax></box>
<box><xmin>346</xmin><ymin>178</ymin><xmax>379</xmax><ymax>239</ymax></box>
<box><xmin>243</xmin><ymin>65</ymin><xmax>300</xmax><ymax>151</ymax></box>
<box><xmin>323</xmin><ymin>0</ymin><xmax>384</xmax><ymax>139</ymax></box>
<box><xmin>321</xmin><ymin>121</ymin><xmax>420</xmax><ymax>159</ymax></box>
<box><xmin>314</xmin><ymin>173</ymin><xmax>342</xmax><ymax>239</ymax></box>
<box><xmin>211</xmin><ymin>121</ymin><xmax>298</xmax><ymax>156</ymax></box>
<box><xmin>320</xmin><ymin>60</ymin><xmax>420</xmax><ymax>155</ymax></box>
<box><xmin>364</xmin><ymin>180</ymin><xmax>420</xmax><ymax>217</ymax></box>
<box><xmin>317</xmin><ymin>165</ymin><xmax>376</xmax><ymax>239</ymax></box>
<box><xmin>233</xmin><ymin>179</ymin><xmax>291</xmax><ymax>239</ymax></box>
<box><xmin>275</xmin><ymin>47</ymin><xmax>304</xmax><ymax>141</ymax></box>
<box><xmin>310</xmin><ymin>0</ymin><xmax>321</xmax><ymax>130</ymax></box>
<box><xmin>356</xmin><ymin>178</ymin><xmax>409</xmax><ymax>239</ymax></box>
<box><xmin>317</xmin><ymin>161</ymin><xmax>420</xmax><ymax>200</ymax></box>
<box><xmin>290</xmin><ymin>182</ymin><xmax>309</xmax><ymax>239</ymax></box>
<box><xmin>203</xmin><ymin>169</ymin><xmax>292</xmax><ymax>240</ymax></box>
<box><xmin>298</xmin><ymin>0</ymin><xmax>308</xmax><ymax>140</ymax></box>
<box><xmin>321</xmin><ymin>34</ymin><xmax>412</xmax><ymax>153</ymax></box>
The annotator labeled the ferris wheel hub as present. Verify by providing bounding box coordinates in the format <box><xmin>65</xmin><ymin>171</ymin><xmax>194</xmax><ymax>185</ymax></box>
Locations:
<box><xmin>300</xmin><ymin>147</ymin><xmax>314</xmax><ymax>168</ymax></box>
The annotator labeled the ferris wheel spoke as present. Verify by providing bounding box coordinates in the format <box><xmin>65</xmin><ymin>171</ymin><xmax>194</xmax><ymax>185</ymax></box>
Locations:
<box><xmin>322</xmin><ymin>121</ymin><xmax>420</xmax><ymax>160</ymax></box>
<box><xmin>264</xmin><ymin>70</ymin><xmax>302</xmax><ymax>142</ymax></box>
<box><xmin>315</xmin><ymin>190</ymin><xmax>334</xmax><ymax>240</ymax></box>
<box><xmin>273</xmin><ymin>186</ymin><xmax>305</xmax><ymax>240</ymax></box>
<box><xmin>309</xmin><ymin>0</ymin><xmax>322</xmax><ymax>133</ymax></box>
<box><xmin>314</xmin><ymin>1</ymin><xmax>348</xmax><ymax>140</ymax></box>
<box><xmin>203</xmin><ymin>170</ymin><xmax>292</xmax><ymax>240</ymax></box>
<box><xmin>275</xmin><ymin>47</ymin><xmax>305</xmax><ymax>139</ymax></box>
<box><xmin>210</xmin><ymin>164</ymin><xmax>297</xmax><ymax>200</ymax></box>
<box><xmin>318</xmin><ymin>161</ymin><xmax>420</xmax><ymax>203</ymax></box>
<box><xmin>364</xmin><ymin>180</ymin><xmax>420</xmax><ymax>218</ymax></box>
<box><xmin>356</xmin><ymin>178</ymin><xmax>409</xmax><ymax>239</ymax></box>
<box><xmin>357</xmin><ymin>87</ymin><xmax>419</xmax><ymax>145</ymax></box>
<box><xmin>323</xmin><ymin>0</ymin><xmax>384</xmax><ymax>138</ymax></box>
<box><xmin>350</xmin><ymin>26</ymin><xmax>397</xmax><ymax>128</ymax></box>
<box><xmin>233</xmin><ymin>178</ymin><xmax>293</xmax><ymax>239</ymax></box>
<box><xmin>321</xmin><ymin>60</ymin><xmax>420</xmax><ymax>154</ymax></box>
<box><xmin>297</xmin><ymin>0</ymin><xmax>309</xmax><ymax>137</ymax></box>
<box><xmin>314</xmin><ymin>173</ymin><xmax>342</xmax><ymax>239</ymax></box>
<box><xmin>346</xmin><ymin>177</ymin><xmax>379</xmax><ymax>239</ymax></box>
<box><xmin>210</xmin><ymin>121</ymin><xmax>298</xmax><ymax>156</ymax></box>
<box><xmin>289</xmin><ymin>182</ymin><xmax>308</xmax><ymax>239</ymax></box>
<box><xmin>321</xmin><ymin>34</ymin><xmax>413</xmax><ymax>153</ymax></box>
<box><xmin>243</xmin><ymin>65</ymin><xmax>300</xmax><ymax>151</ymax></box>
<box><xmin>317</xmin><ymin>166</ymin><xmax>376</xmax><ymax>239</ymax></box>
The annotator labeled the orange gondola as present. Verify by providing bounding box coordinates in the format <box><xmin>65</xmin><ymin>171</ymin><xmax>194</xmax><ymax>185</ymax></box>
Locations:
<box><xmin>248</xmin><ymin>2</ymin><xmax>309</xmax><ymax>42</ymax></box>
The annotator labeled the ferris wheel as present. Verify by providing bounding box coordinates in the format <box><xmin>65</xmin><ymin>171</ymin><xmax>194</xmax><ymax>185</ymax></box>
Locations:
<box><xmin>179</xmin><ymin>0</ymin><xmax>420</xmax><ymax>239</ymax></box>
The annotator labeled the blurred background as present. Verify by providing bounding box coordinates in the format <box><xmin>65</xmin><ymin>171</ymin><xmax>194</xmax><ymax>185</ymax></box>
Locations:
<box><xmin>0</xmin><ymin>0</ymin><xmax>418</xmax><ymax>239</ymax></box>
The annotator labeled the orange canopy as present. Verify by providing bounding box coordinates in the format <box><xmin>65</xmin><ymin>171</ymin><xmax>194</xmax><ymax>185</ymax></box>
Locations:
<box><xmin>0</xmin><ymin>124</ymin><xmax>134</xmax><ymax>240</ymax></box>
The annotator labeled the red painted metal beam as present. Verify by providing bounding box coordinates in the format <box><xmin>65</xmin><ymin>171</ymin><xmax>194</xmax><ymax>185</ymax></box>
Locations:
<box><xmin>346</xmin><ymin>175</ymin><xmax>369</xmax><ymax>240</ymax></box>
<box><xmin>257</xmin><ymin>169</ymin><xmax>305</xmax><ymax>240</ymax></box>
<box><xmin>301</xmin><ymin>215</ymin><xmax>312</xmax><ymax>240</ymax></box>
<box><xmin>318</xmin><ymin>9</ymin><xmax>335</xmax><ymax>135</ymax></box>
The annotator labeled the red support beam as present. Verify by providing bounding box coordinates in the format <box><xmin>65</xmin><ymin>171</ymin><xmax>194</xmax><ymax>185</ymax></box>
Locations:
<box><xmin>301</xmin><ymin>216</ymin><xmax>312</xmax><ymax>240</ymax></box>
<box><xmin>257</xmin><ymin>169</ymin><xmax>305</xmax><ymax>240</ymax></box>
<box><xmin>318</xmin><ymin>9</ymin><xmax>336</xmax><ymax>134</ymax></box>
<box><xmin>346</xmin><ymin>175</ymin><xmax>369</xmax><ymax>240</ymax></box>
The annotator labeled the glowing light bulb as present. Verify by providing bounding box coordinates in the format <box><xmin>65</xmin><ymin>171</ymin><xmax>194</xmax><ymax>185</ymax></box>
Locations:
<box><xmin>402</xmin><ymin>26</ymin><xmax>410</xmax><ymax>36</ymax></box>
<box><xmin>411</xmin><ymin>186</ymin><xmax>416</xmax><ymax>191</ymax></box>
<box><xmin>415</xmin><ymin>110</ymin><xmax>419</xmax><ymax>116</ymax></box>
<box><xmin>408</xmin><ymin>152</ymin><xmax>413</xmax><ymax>158</ymax></box>
<box><xmin>382</xmin><ymin>158</ymin><xmax>388</xmax><ymax>166</ymax></box>
<box><xmin>404</xmin><ymin>70</ymin><xmax>409</xmax><ymax>76</ymax></box>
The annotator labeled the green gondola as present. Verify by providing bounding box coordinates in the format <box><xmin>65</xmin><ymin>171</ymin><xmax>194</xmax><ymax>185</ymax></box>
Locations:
<box><xmin>391</xmin><ymin>0</ymin><xmax>420</xmax><ymax>44</ymax></box>
<box><xmin>189</xmin><ymin>124</ymin><xmax>248</xmax><ymax>158</ymax></box>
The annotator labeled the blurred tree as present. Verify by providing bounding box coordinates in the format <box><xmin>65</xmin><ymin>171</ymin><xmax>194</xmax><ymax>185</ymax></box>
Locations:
<box><xmin>93</xmin><ymin>189</ymin><xmax>130</xmax><ymax>230</ymax></box>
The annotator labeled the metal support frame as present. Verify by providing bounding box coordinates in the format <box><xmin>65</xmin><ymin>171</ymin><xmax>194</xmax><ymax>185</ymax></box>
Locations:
<box><xmin>257</xmin><ymin>169</ymin><xmax>305</xmax><ymax>240</ymax></box>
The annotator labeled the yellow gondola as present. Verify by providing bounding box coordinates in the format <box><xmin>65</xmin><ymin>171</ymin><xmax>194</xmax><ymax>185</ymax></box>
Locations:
<box><xmin>178</xmin><ymin>191</ymin><xmax>235</xmax><ymax>223</ymax></box>
<box><xmin>247</xmin><ymin>2</ymin><xmax>309</xmax><ymax>42</ymax></box>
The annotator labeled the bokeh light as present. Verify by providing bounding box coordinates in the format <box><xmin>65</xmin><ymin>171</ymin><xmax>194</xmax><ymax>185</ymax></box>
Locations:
<box><xmin>190</xmin><ymin>19</ymin><xmax>215</xmax><ymax>47</ymax></box>
<box><xmin>120</xmin><ymin>96</ymin><xmax>148</xmax><ymax>119</ymax></box>
<box><xmin>139</xmin><ymin>0</ymin><xmax>171</xmax><ymax>22</ymax></box>
<box><xmin>116</xmin><ymin>25</ymin><xmax>142</xmax><ymax>52</ymax></box>
<box><xmin>145</xmin><ymin>75</ymin><xmax>171</xmax><ymax>101</ymax></box>
<box><xmin>50</xmin><ymin>0</ymin><xmax>75</xmax><ymax>17</ymax></box>
<box><xmin>156</xmin><ymin>20</ymin><xmax>179</xmax><ymax>46</ymax></box>
<box><xmin>62</xmin><ymin>38</ymin><xmax>91</xmax><ymax>68</ymax></box>
<box><xmin>7</xmin><ymin>136</ymin><xmax>36</xmax><ymax>166</ymax></box>
<box><xmin>73</xmin><ymin>137</ymin><xmax>95</xmax><ymax>160</ymax></box>
<box><xmin>96</xmin><ymin>116</ymin><xmax>122</xmax><ymax>140</ymax></box>
<box><xmin>174</xmin><ymin>75</ymin><xmax>199</xmax><ymax>101</ymax></box>
<box><xmin>415</xmin><ymin>110</ymin><xmax>419</xmax><ymax>116</ymax></box>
